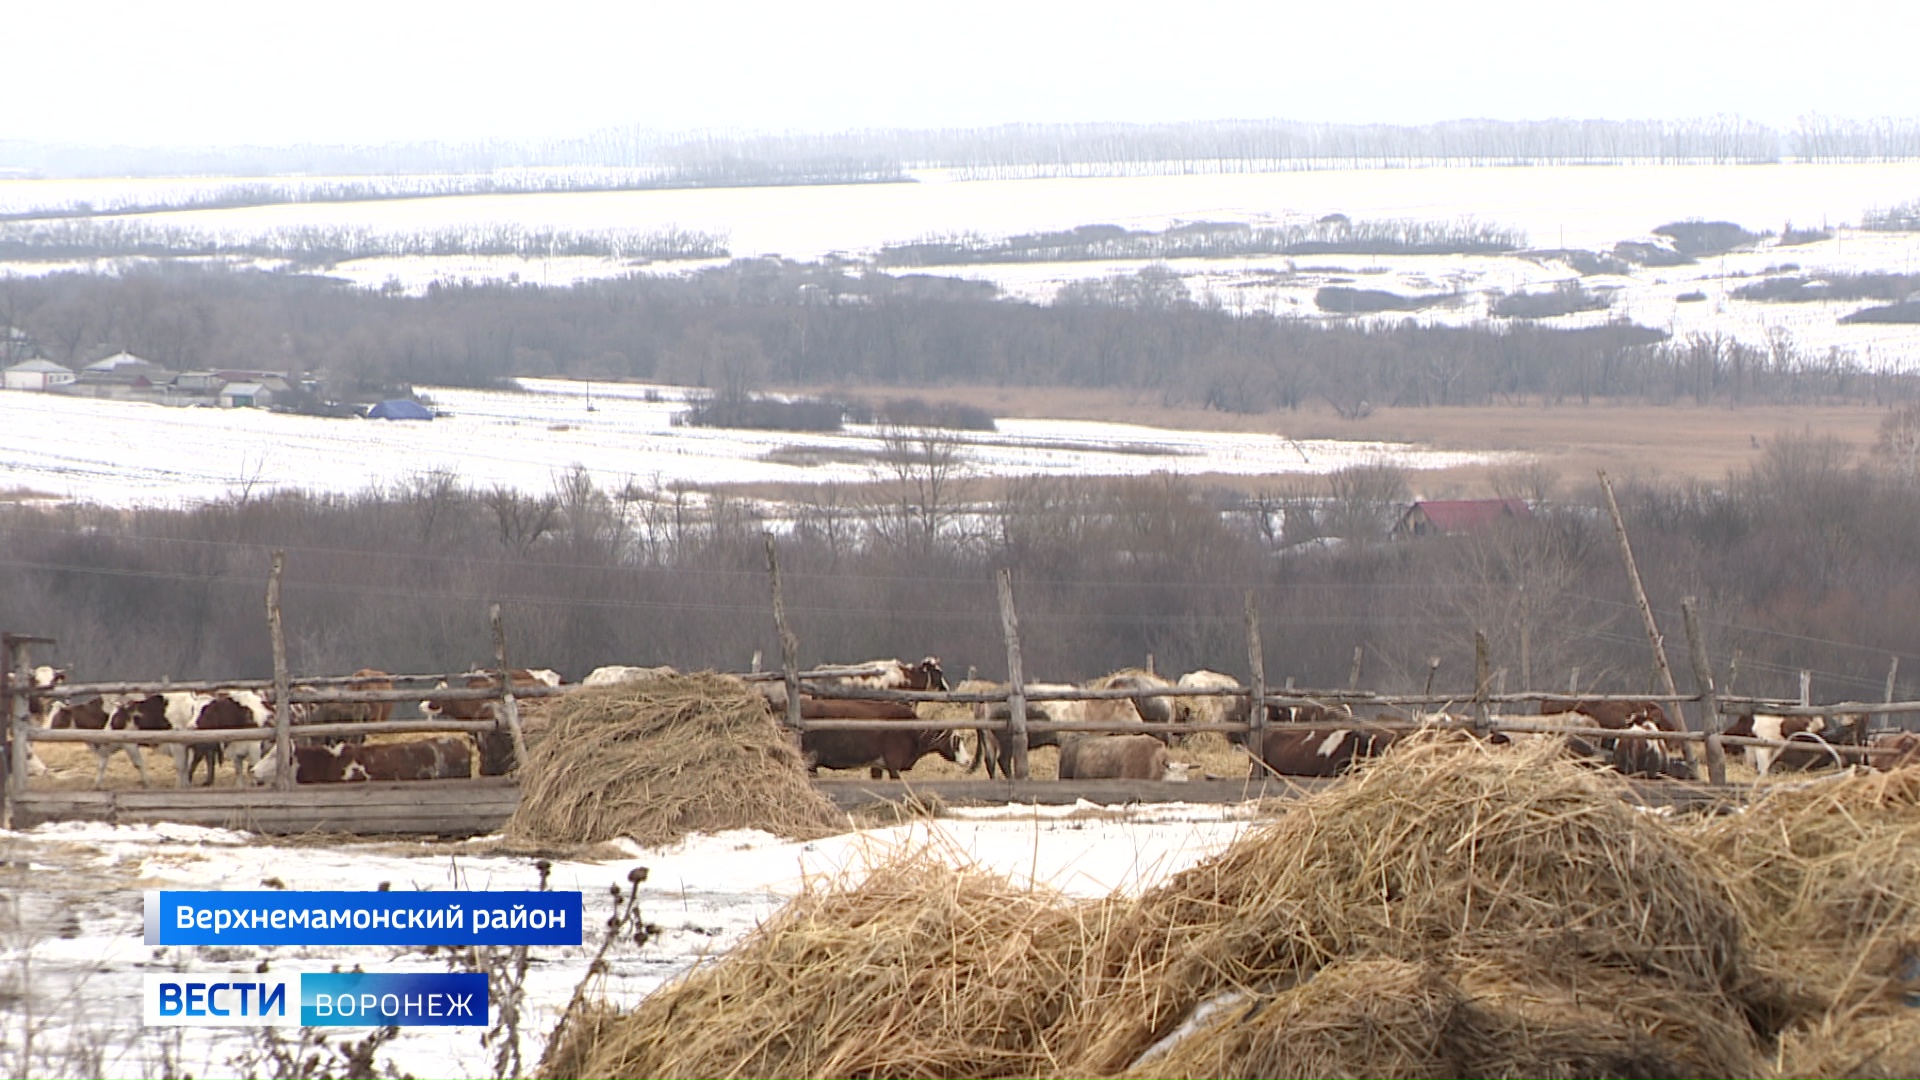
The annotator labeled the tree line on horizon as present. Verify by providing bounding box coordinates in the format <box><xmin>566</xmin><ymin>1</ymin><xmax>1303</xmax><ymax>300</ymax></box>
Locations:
<box><xmin>7</xmin><ymin>115</ymin><xmax>1920</xmax><ymax>179</ymax></box>
<box><xmin>2</xmin><ymin>262</ymin><xmax>1914</xmax><ymax>418</ymax></box>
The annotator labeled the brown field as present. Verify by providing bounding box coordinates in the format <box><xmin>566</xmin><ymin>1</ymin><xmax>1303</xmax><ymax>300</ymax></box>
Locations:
<box><xmin>810</xmin><ymin>384</ymin><xmax>1895</xmax><ymax>494</ymax></box>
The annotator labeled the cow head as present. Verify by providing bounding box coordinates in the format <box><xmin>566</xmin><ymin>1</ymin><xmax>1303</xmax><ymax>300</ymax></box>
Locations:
<box><xmin>914</xmin><ymin>657</ymin><xmax>950</xmax><ymax>692</ymax></box>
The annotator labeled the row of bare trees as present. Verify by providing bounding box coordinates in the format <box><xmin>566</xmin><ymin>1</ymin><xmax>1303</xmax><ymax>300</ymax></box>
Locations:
<box><xmin>5</xmin><ymin>427</ymin><xmax>1919</xmax><ymax>706</ymax></box>
<box><xmin>4</xmin><ymin>264</ymin><xmax>1915</xmax><ymax>411</ymax></box>
<box><xmin>22</xmin><ymin>115</ymin><xmax>1910</xmax><ymax>180</ymax></box>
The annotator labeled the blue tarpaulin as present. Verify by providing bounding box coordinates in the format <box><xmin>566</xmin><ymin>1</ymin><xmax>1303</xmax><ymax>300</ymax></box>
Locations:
<box><xmin>366</xmin><ymin>399</ymin><xmax>434</xmax><ymax>420</ymax></box>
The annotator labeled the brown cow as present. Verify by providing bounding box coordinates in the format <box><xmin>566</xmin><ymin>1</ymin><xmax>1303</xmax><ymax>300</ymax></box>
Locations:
<box><xmin>1056</xmin><ymin>734</ymin><xmax>1171</xmax><ymax>780</ymax></box>
<box><xmin>1870</xmin><ymin>732</ymin><xmax>1920</xmax><ymax>771</ymax></box>
<box><xmin>254</xmin><ymin>737</ymin><xmax>472</xmax><ymax>784</ymax></box>
<box><xmin>795</xmin><ymin>698</ymin><xmax>965</xmax><ymax>779</ymax></box>
<box><xmin>1538</xmin><ymin>697</ymin><xmax>1677</xmax><ymax>741</ymax></box>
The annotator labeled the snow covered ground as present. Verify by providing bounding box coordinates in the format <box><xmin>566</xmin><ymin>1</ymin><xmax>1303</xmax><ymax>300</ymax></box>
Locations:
<box><xmin>5</xmin><ymin>163</ymin><xmax>1920</xmax><ymax>364</ymax></box>
<box><xmin>0</xmin><ymin>803</ymin><xmax>1260</xmax><ymax>1079</ymax></box>
<box><xmin>0</xmin><ymin>377</ymin><xmax>1510</xmax><ymax>508</ymax></box>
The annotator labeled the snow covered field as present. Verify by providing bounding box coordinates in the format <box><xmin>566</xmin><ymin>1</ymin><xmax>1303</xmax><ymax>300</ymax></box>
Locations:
<box><xmin>0</xmin><ymin>377</ymin><xmax>1508</xmax><ymax>508</ymax></box>
<box><xmin>5</xmin><ymin>163</ymin><xmax>1920</xmax><ymax>364</ymax></box>
<box><xmin>0</xmin><ymin>803</ymin><xmax>1259</xmax><ymax>1078</ymax></box>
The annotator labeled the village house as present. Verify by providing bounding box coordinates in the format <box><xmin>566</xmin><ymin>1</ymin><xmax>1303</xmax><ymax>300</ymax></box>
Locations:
<box><xmin>78</xmin><ymin>351</ymin><xmax>171</xmax><ymax>385</ymax></box>
<box><xmin>2</xmin><ymin>358</ymin><xmax>76</xmax><ymax>391</ymax></box>
<box><xmin>1393</xmin><ymin>498</ymin><xmax>1533</xmax><ymax>538</ymax></box>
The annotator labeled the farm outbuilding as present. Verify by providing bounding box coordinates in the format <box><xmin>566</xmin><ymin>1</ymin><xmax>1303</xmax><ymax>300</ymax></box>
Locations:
<box><xmin>3</xmin><ymin>358</ymin><xmax>75</xmax><ymax>391</ymax></box>
<box><xmin>218</xmin><ymin>382</ymin><xmax>272</xmax><ymax>408</ymax></box>
<box><xmin>367</xmin><ymin>398</ymin><xmax>434</xmax><ymax>420</ymax></box>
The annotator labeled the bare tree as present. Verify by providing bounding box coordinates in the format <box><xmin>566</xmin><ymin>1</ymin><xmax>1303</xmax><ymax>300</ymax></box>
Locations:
<box><xmin>484</xmin><ymin>485</ymin><xmax>559</xmax><ymax>556</ymax></box>
<box><xmin>873</xmin><ymin>424</ymin><xmax>972</xmax><ymax>553</ymax></box>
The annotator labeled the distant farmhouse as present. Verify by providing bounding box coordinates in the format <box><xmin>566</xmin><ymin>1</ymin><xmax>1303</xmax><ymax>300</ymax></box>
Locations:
<box><xmin>1393</xmin><ymin>498</ymin><xmax>1533</xmax><ymax>538</ymax></box>
<box><xmin>0</xmin><ymin>347</ymin><xmax>301</xmax><ymax>409</ymax></box>
<box><xmin>3</xmin><ymin>358</ymin><xmax>76</xmax><ymax>391</ymax></box>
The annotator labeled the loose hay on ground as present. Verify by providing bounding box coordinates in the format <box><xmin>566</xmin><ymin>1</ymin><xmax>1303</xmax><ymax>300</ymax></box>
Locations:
<box><xmin>1691</xmin><ymin>765</ymin><xmax>1920</xmax><ymax>1076</ymax></box>
<box><xmin>1052</xmin><ymin>733</ymin><xmax>1757</xmax><ymax>1075</ymax></box>
<box><xmin>541</xmin><ymin>856</ymin><xmax>1104</xmax><ymax>1080</ymax></box>
<box><xmin>505</xmin><ymin>672</ymin><xmax>840</xmax><ymax>848</ymax></box>
<box><xmin>547</xmin><ymin>734</ymin><xmax>1920</xmax><ymax>1079</ymax></box>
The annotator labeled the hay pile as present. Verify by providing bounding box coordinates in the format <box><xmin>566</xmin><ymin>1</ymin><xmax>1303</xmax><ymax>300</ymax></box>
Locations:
<box><xmin>544</xmin><ymin>856</ymin><xmax>1106</xmax><ymax>1079</ymax></box>
<box><xmin>1060</xmin><ymin>733</ymin><xmax>1763</xmax><ymax>1077</ymax></box>
<box><xmin>505</xmin><ymin>672</ymin><xmax>839</xmax><ymax>848</ymax></box>
<box><xmin>543</xmin><ymin>733</ymin><xmax>1920</xmax><ymax>1079</ymax></box>
<box><xmin>1695</xmin><ymin>767</ymin><xmax>1920</xmax><ymax>1078</ymax></box>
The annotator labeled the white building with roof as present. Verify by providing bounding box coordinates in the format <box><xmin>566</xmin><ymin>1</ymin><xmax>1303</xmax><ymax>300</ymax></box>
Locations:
<box><xmin>3</xmin><ymin>359</ymin><xmax>76</xmax><ymax>391</ymax></box>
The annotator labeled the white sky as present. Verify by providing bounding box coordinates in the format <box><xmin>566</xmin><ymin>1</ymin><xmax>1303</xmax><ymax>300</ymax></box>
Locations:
<box><xmin>5</xmin><ymin>0</ymin><xmax>1920</xmax><ymax>147</ymax></box>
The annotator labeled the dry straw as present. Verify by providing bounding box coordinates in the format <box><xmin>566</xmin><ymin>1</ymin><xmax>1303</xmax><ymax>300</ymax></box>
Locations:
<box><xmin>1053</xmin><ymin>733</ymin><xmax>1755</xmax><ymax>1074</ymax></box>
<box><xmin>504</xmin><ymin>672</ymin><xmax>841</xmax><ymax>848</ymax></box>
<box><xmin>541</xmin><ymin>855</ymin><xmax>1105</xmax><ymax>1079</ymax></box>
<box><xmin>1693</xmin><ymin>766</ymin><xmax>1920</xmax><ymax>1077</ymax></box>
<box><xmin>541</xmin><ymin>730</ymin><xmax>1920</xmax><ymax>1079</ymax></box>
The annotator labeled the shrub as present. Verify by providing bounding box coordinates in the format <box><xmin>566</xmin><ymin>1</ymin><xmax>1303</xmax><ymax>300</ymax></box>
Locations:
<box><xmin>1315</xmin><ymin>286</ymin><xmax>1442</xmax><ymax>314</ymax></box>
<box><xmin>1490</xmin><ymin>281</ymin><xmax>1612</xmax><ymax>319</ymax></box>
<box><xmin>1652</xmin><ymin>220</ymin><xmax>1760</xmax><ymax>257</ymax></box>
<box><xmin>677</xmin><ymin>393</ymin><xmax>847</xmax><ymax>431</ymax></box>
<box><xmin>1613</xmin><ymin>240</ymin><xmax>1693</xmax><ymax>266</ymax></box>
<box><xmin>1840</xmin><ymin>301</ymin><xmax>1920</xmax><ymax>324</ymax></box>
<box><xmin>867</xmin><ymin>396</ymin><xmax>997</xmax><ymax>431</ymax></box>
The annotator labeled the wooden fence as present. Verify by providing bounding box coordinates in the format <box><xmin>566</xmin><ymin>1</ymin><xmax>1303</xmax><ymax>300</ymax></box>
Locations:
<box><xmin>6</xmin><ymin>531</ymin><xmax>1917</xmax><ymax>832</ymax></box>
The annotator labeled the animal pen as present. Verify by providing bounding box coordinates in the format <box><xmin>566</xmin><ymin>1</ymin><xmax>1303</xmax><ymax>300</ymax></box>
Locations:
<box><xmin>5</xmin><ymin>543</ymin><xmax>1918</xmax><ymax>837</ymax></box>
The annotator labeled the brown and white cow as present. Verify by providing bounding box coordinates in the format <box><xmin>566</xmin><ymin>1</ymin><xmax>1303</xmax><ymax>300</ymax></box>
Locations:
<box><xmin>811</xmin><ymin>657</ymin><xmax>951</xmax><ymax>693</ymax></box>
<box><xmin>1722</xmin><ymin>712</ymin><xmax>1869</xmax><ymax>775</ymax></box>
<box><xmin>794</xmin><ymin>697</ymin><xmax>967</xmax><ymax>779</ymax></box>
<box><xmin>425</xmin><ymin>670</ymin><xmax>558</xmax><ymax>777</ymax></box>
<box><xmin>185</xmin><ymin>691</ymin><xmax>271</xmax><ymax>787</ymax></box>
<box><xmin>46</xmin><ymin>694</ymin><xmax>130</xmax><ymax>787</ymax></box>
<box><xmin>272</xmin><ymin>668</ymin><xmax>399</xmax><ymax>747</ymax></box>
<box><xmin>254</xmin><ymin>737</ymin><xmax>472</xmax><ymax>784</ymax></box>
<box><xmin>1056</xmin><ymin>734</ymin><xmax>1172</xmax><ymax>780</ymax></box>
<box><xmin>1244</xmin><ymin>725</ymin><xmax>1399</xmax><ymax>777</ymax></box>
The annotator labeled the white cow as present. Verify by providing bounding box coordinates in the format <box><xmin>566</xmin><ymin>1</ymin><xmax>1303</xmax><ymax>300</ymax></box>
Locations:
<box><xmin>582</xmin><ymin>665</ymin><xmax>678</xmax><ymax>688</ymax></box>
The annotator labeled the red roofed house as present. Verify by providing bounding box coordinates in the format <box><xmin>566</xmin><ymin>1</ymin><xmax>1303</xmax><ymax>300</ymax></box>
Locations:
<box><xmin>1394</xmin><ymin>498</ymin><xmax>1533</xmax><ymax>538</ymax></box>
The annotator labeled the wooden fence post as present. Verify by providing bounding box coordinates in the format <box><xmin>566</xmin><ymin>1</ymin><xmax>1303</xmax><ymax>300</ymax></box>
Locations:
<box><xmin>1347</xmin><ymin>644</ymin><xmax>1365</xmax><ymax>690</ymax></box>
<box><xmin>1887</xmin><ymin>657</ymin><xmax>1901</xmax><ymax>706</ymax></box>
<box><xmin>1598</xmin><ymin>470</ymin><xmax>1697</xmax><ymax>767</ymax></box>
<box><xmin>1800</xmin><ymin>671</ymin><xmax>1812</xmax><ymax>709</ymax></box>
<box><xmin>267</xmin><ymin>551</ymin><xmax>293</xmax><ymax>792</ymax></box>
<box><xmin>764</xmin><ymin>536</ymin><xmax>802</xmax><ymax>732</ymax></box>
<box><xmin>490</xmin><ymin>604</ymin><xmax>530</xmax><ymax>773</ymax></box>
<box><xmin>1681</xmin><ymin>597</ymin><xmax>1727</xmax><ymax>786</ymax></box>
<box><xmin>1473</xmin><ymin>630</ymin><xmax>1491</xmax><ymax>735</ymax></box>
<box><xmin>1245</xmin><ymin>592</ymin><xmax>1267</xmax><ymax>751</ymax></box>
<box><xmin>4</xmin><ymin>633</ymin><xmax>55</xmax><ymax>826</ymax></box>
<box><xmin>996</xmin><ymin>569</ymin><xmax>1029</xmax><ymax>781</ymax></box>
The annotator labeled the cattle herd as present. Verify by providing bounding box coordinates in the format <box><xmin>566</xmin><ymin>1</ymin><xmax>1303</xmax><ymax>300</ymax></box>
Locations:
<box><xmin>13</xmin><ymin>657</ymin><xmax>1920</xmax><ymax>790</ymax></box>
